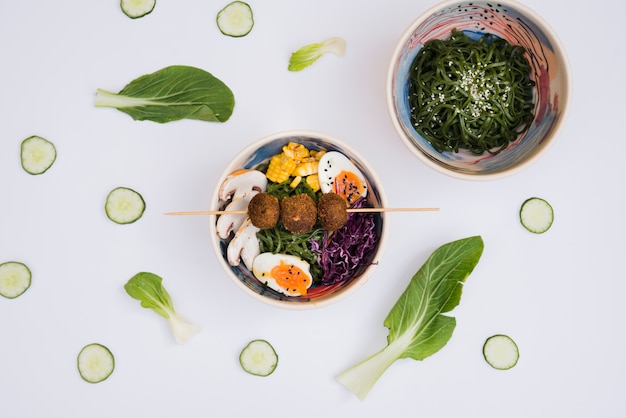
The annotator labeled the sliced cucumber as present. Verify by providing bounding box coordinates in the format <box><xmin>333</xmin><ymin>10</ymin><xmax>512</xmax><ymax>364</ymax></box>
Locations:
<box><xmin>520</xmin><ymin>197</ymin><xmax>554</xmax><ymax>234</ymax></box>
<box><xmin>239</xmin><ymin>340</ymin><xmax>278</xmax><ymax>376</ymax></box>
<box><xmin>77</xmin><ymin>343</ymin><xmax>115</xmax><ymax>383</ymax></box>
<box><xmin>105</xmin><ymin>187</ymin><xmax>146</xmax><ymax>224</ymax></box>
<box><xmin>216</xmin><ymin>1</ymin><xmax>254</xmax><ymax>37</ymax></box>
<box><xmin>120</xmin><ymin>0</ymin><xmax>156</xmax><ymax>19</ymax></box>
<box><xmin>0</xmin><ymin>261</ymin><xmax>32</xmax><ymax>299</ymax></box>
<box><xmin>483</xmin><ymin>334</ymin><xmax>519</xmax><ymax>370</ymax></box>
<box><xmin>21</xmin><ymin>135</ymin><xmax>56</xmax><ymax>175</ymax></box>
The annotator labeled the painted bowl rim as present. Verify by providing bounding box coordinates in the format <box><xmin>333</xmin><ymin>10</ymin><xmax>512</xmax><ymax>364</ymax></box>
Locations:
<box><xmin>385</xmin><ymin>0</ymin><xmax>572</xmax><ymax>181</ymax></box>
<box><xmin>209</xmin><ymin>129</ymin><xmax>389</xmax><ymax>310</ymax></box>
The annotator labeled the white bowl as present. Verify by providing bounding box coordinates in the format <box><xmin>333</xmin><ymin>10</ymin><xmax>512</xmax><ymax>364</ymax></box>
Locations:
<box><xmin>209</xmin><ymin>130</ymin><xmax>388</xmax><ymax>310</ymax></box>
<box><xmin>387</xmin><ymin>0</ymin><xmax>572</xmax><ymax>180</ymax></box>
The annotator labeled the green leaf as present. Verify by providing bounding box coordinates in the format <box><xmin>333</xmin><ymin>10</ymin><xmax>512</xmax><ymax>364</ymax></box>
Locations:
<box><xmin>288</xmin><ymin>37</ymin><xmax>346</xmax><ymax>72</ymax></box>
<box><xmin>124</xmin><ymin>272</ymin><xmax>175</xmax><ymax>319</ymax></box>
<box><xmin>336</xmin><ymin>236</ymin><xmax>484</xmax><ymax>400</ymax></box>
<box><xmin>385</xmin><ymin>235</ymin><xmax>484</xmax><ymax>361</ymax></box>
<box><xmin>95</xmin><ymin>65</ymin><xmax>235</xmax><ymax>123</ymax></box>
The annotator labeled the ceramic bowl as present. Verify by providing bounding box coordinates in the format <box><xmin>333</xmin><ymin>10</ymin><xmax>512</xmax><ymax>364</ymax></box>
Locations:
<box><xmin>209</xmin><ymin>130</ymin><xmax>388</xmax><ymax>310</ymax></box>
<box><xmin>387</xmin><ymin>0</ymin><xmax>571</xmax><ymax>180</ymax></box>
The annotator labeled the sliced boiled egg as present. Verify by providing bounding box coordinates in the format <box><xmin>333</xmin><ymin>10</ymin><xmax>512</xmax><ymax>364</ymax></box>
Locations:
<box><xmin>252</xmin><ymin>253</ymin><xmax>313</xmax><ymax>296</ymax></box>
<box><xmin>318</xmin><ymin>151</ymin><xmax>367</xmax><ymax>205</ymax></box>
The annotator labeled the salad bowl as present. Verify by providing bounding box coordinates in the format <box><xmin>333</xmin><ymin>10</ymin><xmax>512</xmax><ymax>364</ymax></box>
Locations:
<box><xmin>209</xmin><ymin>130</ymin><xmax>388</xmax><ymax>310</ymax></box>
<box><xmin>387</xmin><ymin>0</ymin><xmax>571</xmax><ymax>180</ymax></box>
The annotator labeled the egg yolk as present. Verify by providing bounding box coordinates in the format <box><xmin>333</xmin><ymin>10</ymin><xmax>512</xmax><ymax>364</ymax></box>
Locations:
<box><xmin>334</xmin><ymin>170</ymin><xmax>365</xmax><ymax>205</ymax></box>
<box><xmin>270</xmin><ymin>260</ymin><xmax>311</xmax><ymax>296</ymax></box>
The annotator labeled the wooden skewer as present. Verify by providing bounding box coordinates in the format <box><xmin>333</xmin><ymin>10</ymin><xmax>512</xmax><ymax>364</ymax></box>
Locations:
<box><xmin>347</xmin><ymin>207</ymin><xmax>439</xmax><ymax>213</ymax></box>
<box><xmin>164</xmin><ymin>207</ymin><xmax>439</xmax><ymax>216</ymax></box>
<box><xmin>164</xmin><ymin>210</ymin><xmax>248</xmax><ymax>216</ymax></box>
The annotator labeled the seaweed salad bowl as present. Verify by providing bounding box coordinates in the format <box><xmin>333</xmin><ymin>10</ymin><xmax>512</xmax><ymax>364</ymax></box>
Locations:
<box><xmin>209</xmin><ymin>130</ymin><xmax>389</xmax><ymax>310</ymax></box>
<box><xmin>387</xmin><ymin>0</ymin><xmax>571</xmax><ymax>180</ymax></box>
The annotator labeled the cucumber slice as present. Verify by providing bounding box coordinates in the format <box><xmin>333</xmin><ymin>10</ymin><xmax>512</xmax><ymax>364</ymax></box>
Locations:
<box><xmin>239</xmin><ymin>340</ymin><xmax>278</xmax><ymax>376</ymax></box>
<box><xmin>105</xmin><ymin>187</ymin><xmax>145</xmax><ymax>224</ymax></box>
<box><xmin>120</xmin><ymin>0</ymin><xmax>156</xmax><ymax>19</ymax></box>
<box><xmin>21</xmin><ymin>135</ymin><xmax>56</xmax><ymax>175</ymax></box>
<box><xmin>216</xmin><ymin>1</ymin><xmax>254</xmax><ymax>37</ymax></box>
<box><xmin>0</xmin><ymin>261</ymin><xmax>32</xmax><ymax>299</ymax></box>
<box><xmin>77</xmin><ymin>343</ymin><xmax>115</xmax><ymax>383</ymax></box>
<box><xmin>520</xmin><ymin>197</ymin><xmax>554</xmax><ymax>234</ymax></box>
<box><xmin>483</xmin><ymin>334</ymin><xmax>519</xmax><ymax>370</ymax></box>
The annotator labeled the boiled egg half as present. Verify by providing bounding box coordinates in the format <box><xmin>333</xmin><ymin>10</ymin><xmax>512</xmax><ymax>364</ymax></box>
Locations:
<box><xmin>252</xmin><ymin>253</ymin><xmax>313</xmax><ymax>296</ymax></box>
<box><xmin>318</xmin><ymin>151</ymin><xmax>367</xmax><ymax>205</ymax></box>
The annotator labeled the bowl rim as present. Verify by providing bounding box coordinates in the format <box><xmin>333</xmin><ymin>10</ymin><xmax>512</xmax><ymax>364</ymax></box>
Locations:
<box><xmin>385</xmin><ymin>0</ymin><xmax>572</xmax><ymax>181</ymax></box>
<box><xmin>209</xmin><ymin>129</ymin><xmax>389</xmax><ymax>310</ymax></box>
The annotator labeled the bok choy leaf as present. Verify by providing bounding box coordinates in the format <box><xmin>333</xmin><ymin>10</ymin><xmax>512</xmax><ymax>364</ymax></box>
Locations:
<box><xmin>95</xmin><ymin>65</ymin><xmax>235</xmax><ymax>123</ymax></box>
<box><xmin>125</xmin><ymin>272</ymin><xmax>199</xmax><ymax>344</ymax></box>
<box><xmin>288</xmin><ymin>37</ymin><xmax>346</xmax><ymax>71</ymax></box>
<box><xmin>336</xmin><ymin>236</ymin><xmax>484</xmax><ymax>400</ymax></box>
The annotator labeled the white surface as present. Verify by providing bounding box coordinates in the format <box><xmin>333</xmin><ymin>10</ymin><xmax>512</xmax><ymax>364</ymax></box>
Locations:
<box><xmin>0</xmin><ymin>1</ymin><xmax>624</xmax><ymax>417</ymax></box>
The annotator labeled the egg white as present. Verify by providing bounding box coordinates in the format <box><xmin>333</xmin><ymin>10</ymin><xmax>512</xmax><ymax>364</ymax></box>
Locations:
<box><xmin>252</xmin><ymin>253</ymin><xmax>313</xmax><ymax>296</ymax></box>
<box><xmin>318</xmin><ymin>151</ymin><xmax>367</xmax><ymax>199</ymax></box>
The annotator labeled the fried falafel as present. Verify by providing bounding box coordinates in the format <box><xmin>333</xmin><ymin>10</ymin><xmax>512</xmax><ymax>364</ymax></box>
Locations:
<box><xmin>248</xmin><ymin>192</ymin><xmax>280</xmax><ymax>229</ymax></box>
<box><xmin>317</xmin><ymin>192</ymin><xmax>348</xmax><ymax>231</ymax></box>
<box><xmin>280</xmin><ymin>194</ymin><xmax>317</xmax><ymax>234</ymax></box>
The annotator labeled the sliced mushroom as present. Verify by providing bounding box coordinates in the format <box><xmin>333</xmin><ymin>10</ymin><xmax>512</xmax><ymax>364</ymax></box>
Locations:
<box><xmin>218</xmin><ymin>169</ymin><xmax>268</xmax><ymax>201</ymax></box>
<box><xmin>227</xmin><ymin>218</ymin><xmax>261</xmax><ymax>269</ymax></box>
<box><xmin>216</xmin><ymin>191</ymin><xmax>258</xmax><ymax>239</ymax></box>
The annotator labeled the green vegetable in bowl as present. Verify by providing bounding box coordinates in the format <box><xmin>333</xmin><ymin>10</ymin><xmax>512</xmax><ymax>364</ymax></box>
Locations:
<box><xmin>288</xmin><ymin>37</ymin><xmax>346</xmax><ymax>71</ymax></box>
<box><xmin>409</xmin><ymin>29</ymin><xmax>535</xmax><ymax>155</ymax></box>
<box><xmin>336</xmin><ymin>236</ymin><xmax>484</xmax><ymax>400</ymax></box>
<box><xmin>95</xmin><ymin>65</ymin><xmax>235</xmax><ymax>123</ymax></box>
<box><xmin>124</xmin><ymin>272</ymin><xmax>199</xmax><ymax>344</ymax></box>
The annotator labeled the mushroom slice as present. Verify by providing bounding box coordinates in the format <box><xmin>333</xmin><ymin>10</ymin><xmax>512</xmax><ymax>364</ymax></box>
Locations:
<box><xmin>216</xmin><ymin>191</ymin><xmax>258</xmax><ymax>239</ymax></box>
<box><xmin>219</xmin><ymin>169</ymin><xmax>268</xmax><ymax>201</ymax></box>
<box><xmin>227</xmin><ymin>218</ymin><xmax>261</xmax><ymax>269</ymax></box>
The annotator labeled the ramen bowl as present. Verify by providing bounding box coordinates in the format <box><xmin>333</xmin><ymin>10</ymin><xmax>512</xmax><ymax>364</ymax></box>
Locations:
<box><xmin>387</xmin><ymin>0</ymin><xmax>571</xmax><ymax>180</ymax></box>
<box><xmin>209</xmin><ymin>130</ymin><xmax>388</xmax><ymax>310</ymax></box>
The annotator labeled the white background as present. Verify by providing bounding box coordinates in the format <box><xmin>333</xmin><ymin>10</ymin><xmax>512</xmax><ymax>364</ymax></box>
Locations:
<box><xmin>1</xmin><ymin>1</ymin><xmax>624</xmax><ymax>417</ymax></box>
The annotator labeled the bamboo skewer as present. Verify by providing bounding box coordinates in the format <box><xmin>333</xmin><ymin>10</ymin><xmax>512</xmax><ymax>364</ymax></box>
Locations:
<box><xmin>164</xmin><ymin>207</ymin><xmax>439</xmax><ymax>216</ymax></box>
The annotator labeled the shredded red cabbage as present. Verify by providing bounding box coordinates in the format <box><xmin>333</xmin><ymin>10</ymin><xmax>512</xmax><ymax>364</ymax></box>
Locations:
<box><xmin>310</xmin><ymin>198</ymin><xmax>379</xmax><ymax>286</ymax></box>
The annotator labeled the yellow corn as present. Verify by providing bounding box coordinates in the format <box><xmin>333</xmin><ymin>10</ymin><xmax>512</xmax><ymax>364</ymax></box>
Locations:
<box><xmin>290</xmin><ymin>176</ymin><xmax>302</xmax><ymax>188</ymax></box>
<box><xmin>266</xmin><ymin>153</ymin><xmax>297</xmax><ymax>183</ymax></box>
<box><xmin>306</xmin><ymin>174</ymin><xmax>320</xmax><ymax>192</ymax></box>
<box><xmin>310</xmin><ymin>150</ymin><xmax>326</xmax><ymax>160</ymax></box>
<box><xmin>282</xmin><ymin>142</ymin><xmax>310</xmax><ymax>161</ymax></box>
<box><xmin>293</xmin><ymin>160</ymin><xmax>319</xmax><ymax>177</ymax></box>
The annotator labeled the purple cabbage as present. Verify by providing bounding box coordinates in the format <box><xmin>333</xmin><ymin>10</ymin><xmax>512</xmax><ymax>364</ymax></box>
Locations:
<box><xmin>310</xmin><ymin>198</ymin><xmax>379</xmax><ymax>285</ymax></box>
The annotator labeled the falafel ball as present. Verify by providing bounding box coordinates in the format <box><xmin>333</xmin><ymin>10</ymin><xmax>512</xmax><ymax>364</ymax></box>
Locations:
<box><xmin>317</xmin><ymin>193</ymin><xmax>348</xmax><ymax>231</ymax></box>
<box><xmin>280</xmin><ymin>194</ymin><xmax>317</xmax><ymax>234</ymax></box>
<box><xmin>248</xmin><ymin>192</ymin><xmax>280</xmax><ymax>229</ymax></box>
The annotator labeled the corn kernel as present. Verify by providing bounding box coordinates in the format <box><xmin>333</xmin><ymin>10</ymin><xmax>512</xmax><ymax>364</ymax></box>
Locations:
<box><xmin>282</xmin><ymin>142</ymin><xmax>309</xmax><ymax>161</ymax></box>
<box><xmin>283</xmin><ymin>142</ymin><xmax>310</xmax><ymax>162</ymax></box>
<box><xmin>266</xmin><ymin>153</ymin><xmax>296</xmax><ymax>183</ymax></box>
<box><xmin>306</xmin><ymin>174</ymin><xmax>320</xmax><ymax>192</ymax></box>
<box><xmin>293</xmin><ymin>161</ymin><xmax>319</xmax><ymax>177</ymax></box>
<box><xmin>311</xmin><ymin>150</ymin><xmax>326</xmax><ymax>160</ymax></box>
<box><xmin>290</xmin><ymin>176</ymin><xmax>302</xmax><ymax>188</ymax></box>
